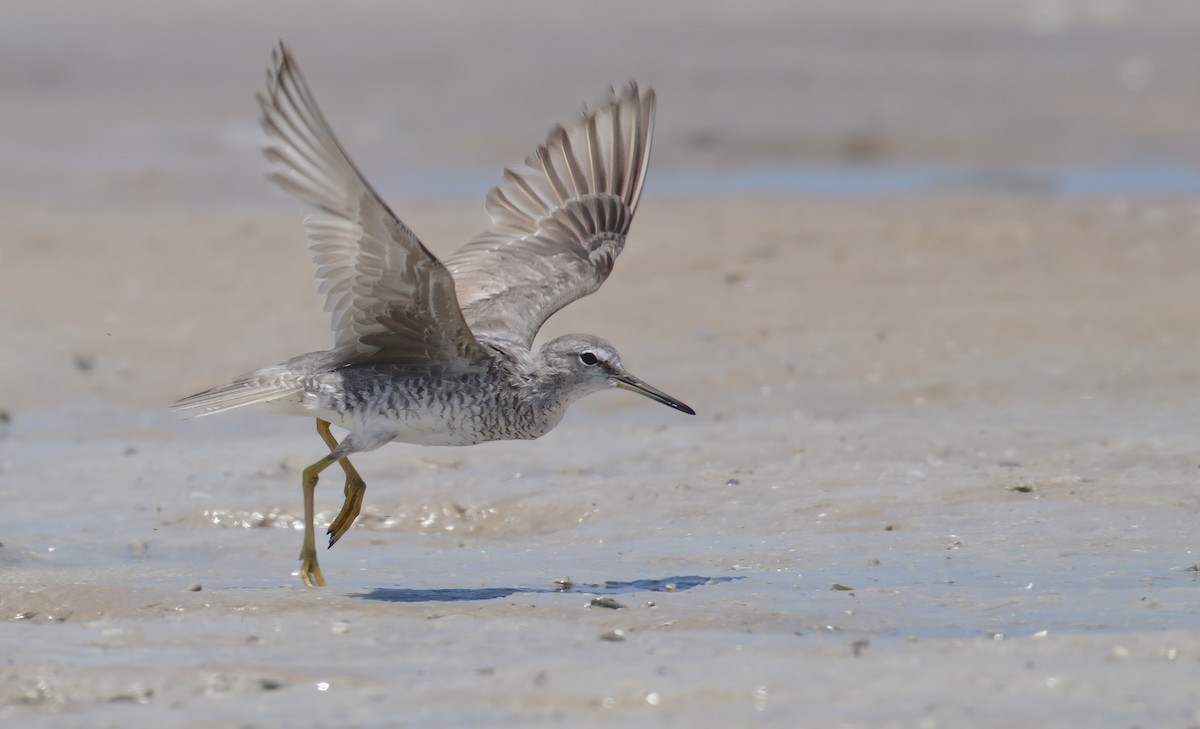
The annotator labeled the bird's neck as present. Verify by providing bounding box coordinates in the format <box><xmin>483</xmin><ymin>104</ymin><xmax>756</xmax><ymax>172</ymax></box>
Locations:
<box><xmin>519</xmin><ymin>358</ymin><xmax>574</xmax><ymax>414</ymax></box>
<box><xmin>482</xmin><ymin>341</ymin><xmax>574</xmax><ymax>435</ymax></box>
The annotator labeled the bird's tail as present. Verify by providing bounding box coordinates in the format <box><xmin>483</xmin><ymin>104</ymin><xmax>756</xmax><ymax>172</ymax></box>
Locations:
<box><xmin>169</xmin><ymin>365</ymin><xmax>303</xmax><ymax>418</ymax></box>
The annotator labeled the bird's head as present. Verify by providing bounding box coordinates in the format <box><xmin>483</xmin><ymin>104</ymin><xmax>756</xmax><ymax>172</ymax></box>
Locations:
<box><xmin>536</xmin><ymin>334</ymin><xmax>695</xmax><ymax>415</ymax></box>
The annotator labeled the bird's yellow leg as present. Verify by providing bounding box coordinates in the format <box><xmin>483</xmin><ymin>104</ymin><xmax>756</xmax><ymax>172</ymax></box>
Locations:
<box><xmin>315</xmin><ymin>419</ymin><xmax>367</xmax><ymax>548</ymax></box>
<box><xmin>299</xmin><ymin>453</ymin><xmax>337</xmax><ymax>587</ymax></box>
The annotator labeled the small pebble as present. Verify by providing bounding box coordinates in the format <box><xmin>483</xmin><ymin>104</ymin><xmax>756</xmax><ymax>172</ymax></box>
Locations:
<box><xmin>589</xmin><ymin>597</ymin><xmax>624</xmax><ymax>610</ymax></box>
<box><xmin>599</xmin><ymin>629</ymin><xmax>626</xmax><ymax>642</ymax></box>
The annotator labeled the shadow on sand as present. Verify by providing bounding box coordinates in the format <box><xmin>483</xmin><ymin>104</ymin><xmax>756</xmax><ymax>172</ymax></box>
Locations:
<box><xmin>356</xmin><ymin>575</ymin><xmax>738</xmax><ymax>603</ymax></box>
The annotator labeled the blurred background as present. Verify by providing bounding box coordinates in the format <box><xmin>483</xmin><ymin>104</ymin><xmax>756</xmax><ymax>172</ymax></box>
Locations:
<box><xmin>4</xmin><ymin>0</ymin><xmax>1200</xmax><ymax>413</ymax></box>
<box><xmin>5</xmin><ymin>0</ymin><xmax>1200</xmax><ymax>209</ymax></box>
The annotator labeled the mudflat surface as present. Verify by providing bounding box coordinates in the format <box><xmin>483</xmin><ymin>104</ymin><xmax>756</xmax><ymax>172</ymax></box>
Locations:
<box><xmin>3</xmin><ymin>2</ymin><xmax>1200</xmax><ymax>727</ymax></box>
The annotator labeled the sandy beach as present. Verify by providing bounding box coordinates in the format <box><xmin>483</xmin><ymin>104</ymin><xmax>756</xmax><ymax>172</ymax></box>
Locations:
<box><xmin>3</xmin><ymin>2</ymin><xmax>1200</xmax><ymax>727</ymax></box>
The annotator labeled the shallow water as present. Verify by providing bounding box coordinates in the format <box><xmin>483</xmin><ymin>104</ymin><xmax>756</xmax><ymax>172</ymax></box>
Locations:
<box><xmin>21</xmin><ymin>162</ymin><xmax>1200</xmax><ymax>207</ymax></box>
<box><xmin>649</xmin><ymin>164</ymin><xmax>1200</xmax><ymax>197</ymax></box>
<box><xmin>5</xmin><ymin>399</ymin><xmax>1197</xmax><ymax>643</ymax></box>
<box><xmin>367</xmin><ymin>164</ymin><xmax>1200</xmax><ymax>201</ymax></box>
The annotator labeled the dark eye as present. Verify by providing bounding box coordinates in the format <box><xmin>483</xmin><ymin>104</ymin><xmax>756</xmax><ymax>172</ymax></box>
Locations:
<box><xmin>579</xmin><ymin>352</ymin><xmax>599</xmax><ymax>366</ymax></box>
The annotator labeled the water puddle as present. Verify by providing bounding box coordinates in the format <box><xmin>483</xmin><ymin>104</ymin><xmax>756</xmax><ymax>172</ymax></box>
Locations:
<box><xmin>366</xmin><ymin>164</ymin><xmax>1200</xmax><ymax>200</ymax></box>
<box><xmin>644</xmin><ymin>164</ymin><xmax>1200</xmax><ymax>197</ymax></box>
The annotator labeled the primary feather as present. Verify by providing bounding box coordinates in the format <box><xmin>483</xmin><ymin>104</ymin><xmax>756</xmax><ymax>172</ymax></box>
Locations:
<box><xmin>444</xmin><ymin>83</ymin><xmax>656</xmax><ymax>351</ymax></box>
<box><xmin>258</xmin><ymin>45</ymin><xmax>487</xmax><ymax>367</ymax></box>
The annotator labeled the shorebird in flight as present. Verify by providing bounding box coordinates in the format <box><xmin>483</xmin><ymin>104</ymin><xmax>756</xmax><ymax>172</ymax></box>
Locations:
<box><xmin>172</xmin><ymin>44</ymin><xmax>693</xmax><ymax>586</ymax></box>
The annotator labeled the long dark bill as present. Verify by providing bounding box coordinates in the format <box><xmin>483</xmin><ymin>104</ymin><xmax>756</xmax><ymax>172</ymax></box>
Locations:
<box><xmin>615</xmin><ymin>374</ymin><xmax>696</xmax><ymax>415</ymax></box>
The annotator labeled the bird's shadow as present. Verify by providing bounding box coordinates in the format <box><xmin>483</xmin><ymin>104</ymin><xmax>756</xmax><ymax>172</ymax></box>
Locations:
<box><xmin>355</xmin><ymin>575</ymin><xmax>738</xmax><ymax>603</ymax></box>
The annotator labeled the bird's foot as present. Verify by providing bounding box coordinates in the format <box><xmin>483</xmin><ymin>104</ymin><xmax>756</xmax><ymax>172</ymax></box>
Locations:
<box><xmin>298</xmin><ymin>546</ymin><xmax>327</xmax><ymax>587</ymax></box>
<box><xmin>327</xmin><ymin>476</ymin><xmax>366</xmax><ymax>548</ymax></box>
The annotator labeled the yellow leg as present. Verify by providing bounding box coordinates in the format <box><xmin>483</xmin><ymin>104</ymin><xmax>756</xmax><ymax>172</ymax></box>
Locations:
<box><xmin>299</xmin><ymin>453</ymin><xmax>336</xmax><ymax>587</ymax></box>
<box><xmin>315</xmin><ymin>419</ymin><xmax>367</xmax><ymax>549</ymax></box>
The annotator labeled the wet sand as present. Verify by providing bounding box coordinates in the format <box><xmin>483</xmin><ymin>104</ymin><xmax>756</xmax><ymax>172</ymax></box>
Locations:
<box><xmin>3</xmin><ymin>2</ymin><xmax>1200</xmax><ymax>727</ymax></box>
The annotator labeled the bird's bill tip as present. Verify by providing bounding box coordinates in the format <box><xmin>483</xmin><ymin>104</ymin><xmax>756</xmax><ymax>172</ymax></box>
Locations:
<box><xmin>615</xmin><ymin>375</ymin><xmax>695</xmax><ymax>416</ymax></box>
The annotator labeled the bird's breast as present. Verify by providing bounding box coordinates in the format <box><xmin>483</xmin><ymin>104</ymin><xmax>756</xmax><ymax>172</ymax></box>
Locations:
<box><xmin>307</xmin><ymin>368</ymin><xmax>567</xmax><ymax>446</ymax></box>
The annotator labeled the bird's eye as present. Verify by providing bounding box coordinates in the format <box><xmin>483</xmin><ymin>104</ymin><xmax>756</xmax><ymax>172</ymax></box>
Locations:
<box><xmin>579</xmin><ymin>352</ymin><xmax>599</xmax><ymax>366</ymax></box>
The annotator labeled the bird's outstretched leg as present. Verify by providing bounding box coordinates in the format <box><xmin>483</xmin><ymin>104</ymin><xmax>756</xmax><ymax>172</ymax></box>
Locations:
<box><xmin>299</xmin><ymin>453</ymin><xmax>337</xmax><ymax>587</ymax></box>
<box><xmin>315</xmin><ymin>419</ymin><xmax>367</xmax><ymax>548</ymax></box>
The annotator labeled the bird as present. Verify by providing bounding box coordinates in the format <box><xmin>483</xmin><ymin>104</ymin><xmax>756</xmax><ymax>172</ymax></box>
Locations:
<box><xmin>171</xmin><ymin>43</ymin><xmax>694</xmax><ymax>587</ymax></box>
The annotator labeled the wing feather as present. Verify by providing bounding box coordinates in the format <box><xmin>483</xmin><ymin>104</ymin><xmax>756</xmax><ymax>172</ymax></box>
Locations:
<box><xmin>259</xmin><ymin>43</ymin><xmax>487</xmax><ymax>367</ymax></box>
<box><xmin>444</xmin><ymin>82</ymin><xmax>656</xmax><ymax>351</ymax></box>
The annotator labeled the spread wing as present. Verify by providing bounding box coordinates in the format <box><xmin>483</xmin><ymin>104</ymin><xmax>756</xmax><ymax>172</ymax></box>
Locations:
<box><xmin>443</xmin><ymin>82</ymin><xmax>656</xmax><ymax>351</ymax></box>
<box><xmin>259</xmin><ymin>43</ymin><xmax>487</xmax><ymax>367</ymax></box>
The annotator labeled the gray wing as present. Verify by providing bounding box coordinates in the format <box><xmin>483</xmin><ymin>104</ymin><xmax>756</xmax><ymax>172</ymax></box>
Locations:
<box><xmin>259</xmin><ymin>43</ymin><xmax>487</xmax><ymax>367</ymax></box>
<box><xmin>443</xmin><ymin>82</ymin><xmax>656</xmax><ymax>351</ymax></box>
